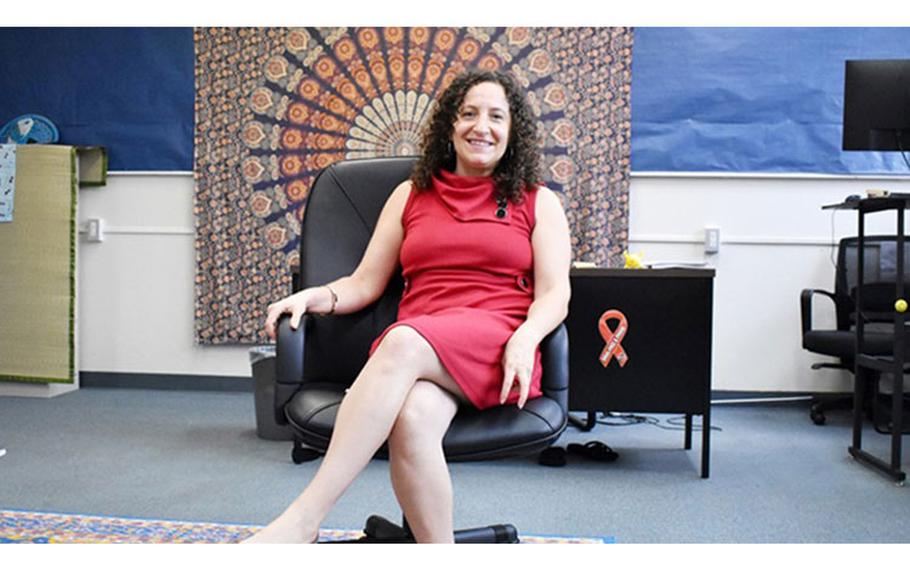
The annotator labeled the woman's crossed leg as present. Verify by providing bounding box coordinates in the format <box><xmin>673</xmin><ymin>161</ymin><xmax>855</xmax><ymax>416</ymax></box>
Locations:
<box><xmin>244</xmin><ymin>325</ymin><xmax>468</xmax><ymax>543</ymax></box>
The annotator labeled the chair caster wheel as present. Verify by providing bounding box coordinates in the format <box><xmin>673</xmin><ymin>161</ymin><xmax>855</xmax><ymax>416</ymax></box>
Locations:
<box><xmin>810</xmin><ymin>406</ymin><xmax>826</xmax><ymax>425</ymax></box>
<box><xmin>291</xmin><ymin>447</ymin><xmax>321</xmax><ymax>464</ymax></box>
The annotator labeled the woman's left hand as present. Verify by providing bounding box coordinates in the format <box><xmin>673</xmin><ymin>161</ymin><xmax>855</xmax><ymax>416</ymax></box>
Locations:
<box><xmin>500</xmin><ymin>327</ymin><xmax>538</xmax><ymax>409</ymax></box>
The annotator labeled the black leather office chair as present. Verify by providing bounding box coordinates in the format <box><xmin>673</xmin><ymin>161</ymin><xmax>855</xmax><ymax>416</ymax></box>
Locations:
<box><xmin>801</xmin><ymin>236</ymin><xmax>908</xmax><ymax>425</ymax></box>
<box><xmin>272</xmin><ymin>157</ymin><xmax>569</xmax><ymax>543</ymax></box>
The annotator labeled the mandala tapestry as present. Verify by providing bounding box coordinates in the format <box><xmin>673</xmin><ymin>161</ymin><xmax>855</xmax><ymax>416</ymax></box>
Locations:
<box><xmin>194</xmin><ymin>27</ymin><xmax>633</xmax><ymax>345</ymax></box>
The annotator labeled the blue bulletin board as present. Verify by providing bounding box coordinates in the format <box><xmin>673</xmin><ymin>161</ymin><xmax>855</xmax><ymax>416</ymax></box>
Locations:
<box><xmin>0</xmin><ymin>28</ymin><xmax>194</xmax><ymax>172</ymax></box>
<box><xmin>631</xmin><ymin>28</ymin><xmax>910</xmax><ymax>175</ymax></box>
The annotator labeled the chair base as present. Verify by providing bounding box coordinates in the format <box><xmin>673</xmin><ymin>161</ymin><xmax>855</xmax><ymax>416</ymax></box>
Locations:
<box><xmin>809</xmin><ymin>377</ymin><xmax>878</xmax><ymax>426</ymax></box>
<box><xmin>809</xmin><ymin>389</ymin><xmax>910</xmax><ymax>434</ymax></box>
<box><xmin>870</xmin><ymin>393</ymin><xmax>910</xmax><ymax>435</ymax></box>
<box><xmin>291</xmin><ymin>438</ymin><xmax>322</xmax><ymax>463</ymax></box>
<box><xmin>322</xmin><ymin>515</ymin><xmax>519</xmax><ymax>543</ymax></box>
<box><xmin>809</xmin><ymin>394</ymin><xmax>853</xmax><ymax>425</ymax></box>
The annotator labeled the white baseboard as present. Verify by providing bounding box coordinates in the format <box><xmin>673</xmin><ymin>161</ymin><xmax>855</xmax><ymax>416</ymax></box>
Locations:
<box><xmin>0</xmin><ymin>380</ymin><xmax>79</xmax><ymax>398</ymax></box>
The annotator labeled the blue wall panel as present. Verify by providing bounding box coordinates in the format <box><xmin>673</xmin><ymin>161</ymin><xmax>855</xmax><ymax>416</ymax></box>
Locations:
<box><xmin>4</xmin><ymin>28</ymin><xmax>908</xmax><ymax>174</ymax></box>
<box><xmin>631</xmin><ymin>28</ymin><xmax>910</xmax><ymax>174</ymax></box>
<box><xmin>0</xmin><ymin>28</ymin><xmax>194</xmax><ymax>171</ymax></box>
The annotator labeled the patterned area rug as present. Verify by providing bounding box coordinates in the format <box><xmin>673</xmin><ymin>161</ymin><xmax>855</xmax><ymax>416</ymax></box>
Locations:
<box><xmin>0</xmin><ymin>510</ymin><xmax>610</xmax><ymax>544</ymax></box>
<box><xmin>194</xmin><ymin>27</ymin><xmax>633</xmax><ymax>344</ymax></box>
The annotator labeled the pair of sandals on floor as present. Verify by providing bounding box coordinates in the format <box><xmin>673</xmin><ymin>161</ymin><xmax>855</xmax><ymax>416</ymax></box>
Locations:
<box><xmin>538</xmin><ymin>441</ymin><xmax>618</xmax><ymax>467</ymax></box>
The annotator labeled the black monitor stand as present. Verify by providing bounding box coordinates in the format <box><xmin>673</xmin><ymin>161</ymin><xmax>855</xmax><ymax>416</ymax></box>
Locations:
<box><xmin>825</xmin><ymin>197</ymin><xmax>908</xmax><ymax>484</ymax></box>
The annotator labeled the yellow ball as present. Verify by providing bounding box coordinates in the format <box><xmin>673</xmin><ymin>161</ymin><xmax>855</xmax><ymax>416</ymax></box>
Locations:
<box><xmin>896</xmin><ymin>299</ymin><xmax>908</xmax><ymax>313</ymax></box>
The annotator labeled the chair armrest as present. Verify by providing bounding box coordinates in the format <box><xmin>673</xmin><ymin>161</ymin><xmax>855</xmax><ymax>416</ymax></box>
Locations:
<box><xmin>274</xmin><ymin>313</ymin><xmax>308</xmax><ymax>426</ymax></box>
<box><xmin>276</xmin><ymin>313</ymin><xmax>307</xmax><ymax>384</ymax></box>
<box><xmin>800</xmin><ymin>288</ymin><xmax>836</xmax><ymax>336</ymax></box>
<box><xmin>539</xmin><ymin>322</ymin><xmax>569</xmax><ymax>412</ymax></box>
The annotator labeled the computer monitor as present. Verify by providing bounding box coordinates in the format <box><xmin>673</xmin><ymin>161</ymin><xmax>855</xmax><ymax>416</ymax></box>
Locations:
<box><xmin>842</xmin><ymin>59</ymin><xmax>910</xmax><ymax>152</ymax></box>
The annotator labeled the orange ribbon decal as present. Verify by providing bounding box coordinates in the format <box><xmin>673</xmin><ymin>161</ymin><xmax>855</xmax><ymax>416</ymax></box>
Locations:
<box><xmin>598</xmin><ymin>309</ymin><xmax>629</xmax><ymax>368</ymax></box>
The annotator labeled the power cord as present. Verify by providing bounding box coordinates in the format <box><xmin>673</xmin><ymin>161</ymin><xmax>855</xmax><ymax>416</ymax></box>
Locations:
<box><xmin>595</xmin><ymin>412</ymin><xmax>722</xmax><ymax>432</ymax></box>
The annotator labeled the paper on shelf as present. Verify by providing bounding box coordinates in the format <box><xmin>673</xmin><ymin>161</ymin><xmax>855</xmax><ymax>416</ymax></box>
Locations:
<box><xmin>646</xmin><ymin>260</ymin><xmax>710</xmax><ymax>269</ymax></box>
<box><xmin>0</xmin><ymin>144</ymin><xmax>15</xmax><ymax>222</ymax></box>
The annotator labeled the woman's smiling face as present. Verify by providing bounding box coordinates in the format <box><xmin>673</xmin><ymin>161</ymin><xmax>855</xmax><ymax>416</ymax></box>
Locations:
<box><xmin>451</xmin><ymin>81</ymin><xmax>511</xmax><ymax>177</ymax></box>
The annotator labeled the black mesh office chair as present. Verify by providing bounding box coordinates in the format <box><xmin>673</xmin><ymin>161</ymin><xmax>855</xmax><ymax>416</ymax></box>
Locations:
<box><xmin>271</xmin><ymin>157</ymin><xmax>569</xmax><ymax>543</ymax></box>
<box><xmin>801</xmin><ymin>236</ymin><xmax>909</xmax><ymax>426</ymax></box>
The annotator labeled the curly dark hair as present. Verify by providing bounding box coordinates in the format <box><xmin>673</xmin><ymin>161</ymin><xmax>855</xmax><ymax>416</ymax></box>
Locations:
<box><xmin>410</xmin><ymin>69</ymin><xmax>542</xmax><ymax>203</ymax></box>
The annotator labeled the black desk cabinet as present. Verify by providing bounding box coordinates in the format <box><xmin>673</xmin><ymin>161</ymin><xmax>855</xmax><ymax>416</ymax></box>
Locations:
<box><xmin>567</xmin><ymin>268</ymin><xmax>715</xmax><ymax>477</ymax></box>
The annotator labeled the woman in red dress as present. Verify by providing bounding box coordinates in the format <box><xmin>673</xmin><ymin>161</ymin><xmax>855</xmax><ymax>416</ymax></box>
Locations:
<box><xmin>247</xmin><ymin>69</ymin><xmax>571</xmax><ymax>543</ymax></box>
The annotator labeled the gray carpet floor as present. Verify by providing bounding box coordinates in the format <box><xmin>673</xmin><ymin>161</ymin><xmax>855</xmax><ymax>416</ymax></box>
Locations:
<box><xmin>1</xmin><ymin>388</ymin><xmax>908</xmax><ymax>543</ymax></box>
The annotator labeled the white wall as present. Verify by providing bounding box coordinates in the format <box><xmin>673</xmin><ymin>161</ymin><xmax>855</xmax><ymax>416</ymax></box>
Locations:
<box><xmin>77</xmin><ymin>173</ymin><xmax>251</xmax><ymax>379</ymax></box>
<box><xmin>76</xmin><ymin>172</ymin><xmax>910</xmax><ymax>391</ymax></box>
<box><xmin>630</xmin><ymin>173</ymin><xmax>910</xmax><ymax>392</ymax></box>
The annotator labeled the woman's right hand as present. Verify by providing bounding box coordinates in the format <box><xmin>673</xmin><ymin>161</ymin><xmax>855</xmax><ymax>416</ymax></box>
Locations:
<box><xmin>263</xmin><ymin>289</ymin><xmax>319</xmax><ymax>341</ymax></box>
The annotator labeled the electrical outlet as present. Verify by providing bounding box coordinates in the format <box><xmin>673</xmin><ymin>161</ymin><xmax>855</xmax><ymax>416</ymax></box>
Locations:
<box><xmin>704</xmin><ymin>227</ymin><xmax>720</xmax><ymax>254</ymax></box>
<box><xmin>86</xmin><ymin>218</ymin><xmax>104</xmax><ymax>243</ymax></box>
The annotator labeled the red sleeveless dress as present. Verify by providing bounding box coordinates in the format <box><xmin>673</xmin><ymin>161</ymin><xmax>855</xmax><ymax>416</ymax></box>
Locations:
<box><xmin>369</xmin><ymin>169</ymin><xmax>542</xmax><ymax>410</ymax></box>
